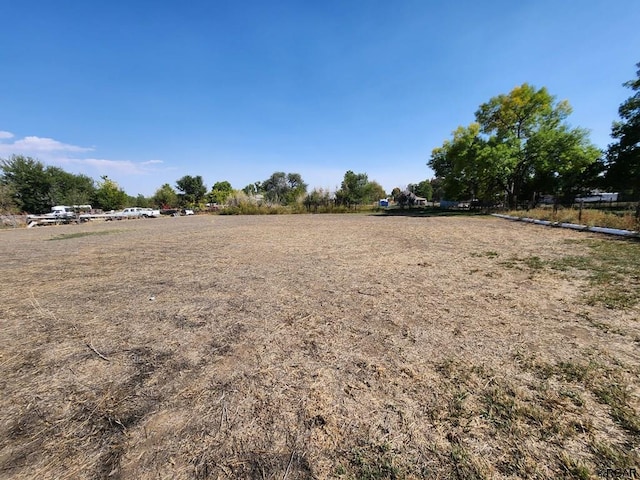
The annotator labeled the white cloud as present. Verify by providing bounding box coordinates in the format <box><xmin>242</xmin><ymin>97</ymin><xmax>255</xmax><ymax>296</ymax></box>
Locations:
<box><xmin>80</xmin><ymin>158</ymin><xmax>163</xmax><ymax>175</ymax></box>
<box><xmin>13</xmin><ymin>136</ymin><xmax>93</xmax><ymax>153</ymax></box>
<box><xmin>0</xmin><ymin>132</ymin><xmax>167</xmax><ymax>175</ymax></box>
<box><xmin>0</xmin><ymin>134</ymin><xmax>93</xmax><ymax>157</ymax></box>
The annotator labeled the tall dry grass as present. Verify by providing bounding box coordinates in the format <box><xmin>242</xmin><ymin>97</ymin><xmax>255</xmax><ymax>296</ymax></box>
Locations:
<box><xmin>506</xmin><ymin>207</ymin><xmax>639</xmax><ymax>231</ymax></box>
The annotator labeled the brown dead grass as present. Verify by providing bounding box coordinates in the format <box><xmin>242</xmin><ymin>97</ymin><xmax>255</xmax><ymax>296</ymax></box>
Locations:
<box><xmin>506</xmin><ymin>207</ymin><xmax>640</xmax><ymax>232</ymax></box>
<box><xmin>1</xmin><ymin>214</ymin><xmax>639</xmax><ymax>479</ymax></box>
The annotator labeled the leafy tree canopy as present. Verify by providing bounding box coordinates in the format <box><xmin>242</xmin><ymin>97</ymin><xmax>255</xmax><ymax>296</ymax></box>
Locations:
<box><xmin>429</xmin><ymin>178</ymin><xmax>445</xmax><ymax>202</ymax></box>
<box><xmin>367</xmin><ymin>181</ymin><xmax>387</xmax><ymax>202</ymax></box>
<box><xmin>153</xmin><ymin>183</ymin><xmax>178</xmax><ymax>208</ymax></box>
<box><xmin>0</xmin><ymin>155</ymin><xmax>53</xmax><ymax>213</ymax></box>
<box><xmin>176</xmin><ymin>175</ymin><xmax>207</xmax><ymax>206</ymax></box>
<box><xmin>335</xmin><ymin>170</ymin><xmax>369</xmax><ymax>206</ymax></box>
<box><xmin>408</xmin><ymin>180</ymin><xmax>433</xmax><ymax>201</ymax></box>
<box><xmin>429</xmin><ymin>84</ymin><xmax>600</xmax><ymax>207</ymax></box>
<box><xmin>606</xmin><ymin>62</ymin><xmax>640</xmax><ymax>200</ymax></box>
<box><xmin>242</xmin><ymin>182</ymin><xmax>262</xmax><ymax>196</ymax></box>
<box><xmin>0</xmin><ymin>155</ymin><xmax>96</xmax><ymax>213</ymax></box>
<box><xmin>47</xmin><ymin>167</ymin><xmax>95</xmax><ymax>206</ymax></box>
<box><xmin>129</xmin><ymin>193</ymin><xmax>151</xmax><ymax>208</ymax></box>
<box><xmin>335</xmin><ymin>171</ymin><xmax>387</xmax><ymax>206</ymax></box>
<box><xmin>207</xmin><ymin>181</ymin><xmax>234</xmax><ymax>205</ymax></box>
<box><xmin>94</xmin><ymin>176</ymin><xmax>128</xmax><ymax>211</ymax></box>
<box><xmin>262</xmin><ymin>172</ymin><xmax>307</xmax><ymax>205</ymax></box>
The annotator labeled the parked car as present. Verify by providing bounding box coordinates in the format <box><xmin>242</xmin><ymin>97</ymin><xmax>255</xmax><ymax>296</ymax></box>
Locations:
<box><xmin>108</xmin><ymin>207</ymin><xmax>161</xmax><ymax>220</ymax></box>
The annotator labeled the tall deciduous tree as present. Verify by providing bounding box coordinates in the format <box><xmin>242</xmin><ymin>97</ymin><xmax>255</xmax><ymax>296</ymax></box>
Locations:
<box><xmin>176</xmin><ymin>175</ymin><xmax>207</xmax><ymax>206</ymax></box>
<box><xmin>208</xmin><ymin>181</ymin><xmax>233</xmax><ymax>205</ymax></box>
<box><xmin>262</xmin><ymin>172</ymin><xmax>288</xmax><ymax>204</ymax></box>
<box><xmin>429</xmin><ymin>123</ymin><xmax>497</xmax><ymax>202</ymax></box>
<box><xmin>94</xmin><ymin>176</ymin><xmax>127</xmax><ymax>211</ymax></box>
<box><xmin>1</xmin><ymin>155</ymin><xmax>97</xmax><ymax>212</ymax></box>
<box><xmin>335</xmin><ymin>170</ymin><xmax>369</xmax><ymax>206</ymax></box>
<box><xmin>0</xmin><ymin>155</ymin><xmax>52</xmax><ymax>213</ymax></box>
<box><xmin>47</xmin><ymin>167</ymin><xmax>95</xmax><ymax>206</ymax></box>
<box><xmin>285</xmin><ymin>173</ymin><xmax>307</xmax><ymax>203</ymax></box>
<box><xmin>335</xmin><ymin>171</ymin><xmax>386</xmax><ymax>206</ymax></box>
<box><xmin>262</xmin><ymin>172</ymin><xmax>307</xmax><ymax>205</ymax></box>
<box><xmin>366</xmin><ymin>180</ymin><xmax>387</xmax><ymax>202</ymax></box>
<box><xmin>606</xmin><ymin>62</ymin><xmax>640</xmax><ymax>211</ymax></box>
<box><xmin>429</xmin><ymin>84</ymin><xmax>600</xmax><ymax>208</ymax></box>
<box><xmin>153</xmin><ymin>183</ymin><xmax>178</xmax><ymax>208</ymax></box>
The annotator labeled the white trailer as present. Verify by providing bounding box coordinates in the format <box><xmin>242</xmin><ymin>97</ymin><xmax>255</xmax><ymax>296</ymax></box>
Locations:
<box><xmin>574</xmin><ymin>192</ymin><xmax>619</xmax><ymax>203</ymax></box>
<box><xmin>26</xmin><ymin>205</ymin><xmax>92</xmax><ymax>227</ymax></box>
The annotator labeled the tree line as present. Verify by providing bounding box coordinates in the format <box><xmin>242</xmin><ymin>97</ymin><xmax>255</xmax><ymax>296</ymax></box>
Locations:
<box><xmin>0</xmin><ymin>157</ymin><xmax>424</xmax><ymax>214</ymax></box>
<box><xmin>428</xmin><ymin>62</ymin><xmax>640</xmax><ymax>214</ymax></box>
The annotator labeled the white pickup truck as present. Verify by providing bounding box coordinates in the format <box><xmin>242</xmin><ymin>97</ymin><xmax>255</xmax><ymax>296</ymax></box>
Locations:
<box><xmin>124</xmin><ymin>207</ymin><xmax>160</xmax><ymax>218</ymax></box>
<box><xmin>109</xmin><ymin>207</ymin><xmax>161</xmax><ymax>219</ymax></box>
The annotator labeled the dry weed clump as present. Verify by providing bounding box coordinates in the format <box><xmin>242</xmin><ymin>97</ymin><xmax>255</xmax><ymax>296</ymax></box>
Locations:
<box><xmin>0</xmin><ymin>214</ymin><xmax>639</xmax><ymax>479</ymax></box>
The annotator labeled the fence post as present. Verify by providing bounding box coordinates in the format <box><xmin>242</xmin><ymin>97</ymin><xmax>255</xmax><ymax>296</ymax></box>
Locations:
<box><xmin>578</xmin><ymin>201</ymin><xmax>583</xmax><ymax>223</ymax></box>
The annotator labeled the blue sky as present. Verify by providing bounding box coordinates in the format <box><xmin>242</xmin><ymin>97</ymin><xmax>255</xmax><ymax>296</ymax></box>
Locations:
<box><xmin>1</xmin><ymin>0</ymin><xmax>639</xmax><ymax>197</ymax></box>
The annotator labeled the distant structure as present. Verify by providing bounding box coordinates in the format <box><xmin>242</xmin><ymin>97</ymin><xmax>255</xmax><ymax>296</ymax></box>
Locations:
<box><xmin>574</xmin><ymin>190</ymin><xmax>619</xmax><ymax>203</ymax></box>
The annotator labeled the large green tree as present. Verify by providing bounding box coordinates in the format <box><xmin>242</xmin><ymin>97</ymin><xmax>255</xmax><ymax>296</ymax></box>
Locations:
<box><xmin>176</xmin><ymin>175</ymin><xmax>207</xmax><ymax>206</ymax></box>
<box><xmin>408</xmin><ymin>180</ymin><xmax>433</xmax><ymax>201</ymax></box>
<box><xmin>429</xmin><ymin>84</ymin><xmax>600</xmax><ymax>208</ymax></box>
<box><xmin>335</xmin><ymin>170</ymin><xmax>370</xmax><ymax>206</ymax></box>
<box><xmin>207</xmin><ymin>181</ymin><xmax>234</xmax><ymax>205</ymax></box>
<box><xmin>47</xmin><ymin>167</ymin><xmax>95</xmax><ymax>206</ymax></box>
<box><xmin>1</xmin><ymin>155</ymin><xmax>99</xmax><ymax>212</ymax></box>
<box><xmin>152</xmin><ymin>183</ymin><xmax>178</xmax><ymax>208</ymax></box>
<box><xmin>262</xmin><ymin>172</ymin><xmax>307</xmax><ymax>205</ymax></box>
<box><xmin>366</xmin><ymin>180</ymin><xmax>387</xmax><ymax>202</ymax></box>
<box><xmin>94</xmin><ymin>176</ymin><xmax>127</xmax><ymax>211</ymax></box>
<box><xmin>285</xmin><ymin>173</ymin><xmax>307</xmax><ymax>203</ymax></box>
<box><xmin>0</xmin><ymin>155</ymin><xmax>52</xmax><ymax>213</ymax></box>
<box><xmin>429</xmin><ymin>123</ymin><xmax>497</xmax><ymax>202</ymax></box>
<box><xmin>262</xmin><ymin>172</ymin><xmax>287</xmax><ymax>204</ymax></box>
<box><xmin>606</xmin><ymin>62</ymin><xmax>640</xmax><ymax>207</ymax></box>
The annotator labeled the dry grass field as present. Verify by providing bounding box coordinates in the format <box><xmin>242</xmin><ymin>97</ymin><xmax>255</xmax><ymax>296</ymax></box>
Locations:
<box><xmin>1</xmin><ymin>214</ymin><xmax>639</xmax><ymax>479</ymax></box>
